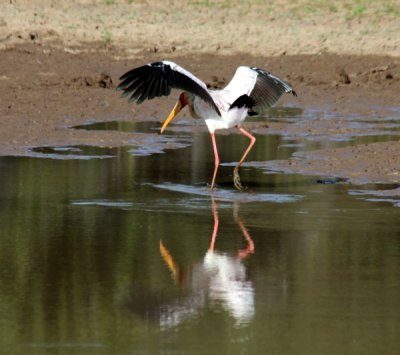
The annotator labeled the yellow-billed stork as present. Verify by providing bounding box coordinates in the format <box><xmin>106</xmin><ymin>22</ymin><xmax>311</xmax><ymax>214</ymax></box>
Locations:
<box><xmin>117</xmin><ymin>60</ymin><xmax>296</xmax><ymax>190</ymax></box>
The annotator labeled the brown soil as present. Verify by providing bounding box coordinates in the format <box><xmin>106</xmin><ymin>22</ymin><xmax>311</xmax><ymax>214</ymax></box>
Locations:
<box><xmin>0</xmin><ymin>1</ymin><xmax>399</xmax><ymax>187</ymax></box>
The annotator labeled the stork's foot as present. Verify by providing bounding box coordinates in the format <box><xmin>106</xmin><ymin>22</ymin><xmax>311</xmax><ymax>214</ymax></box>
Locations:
<box><xmin>233</xmin><ymin>166</ymin><xmax>245</xmax><ymax>191</ymax></box>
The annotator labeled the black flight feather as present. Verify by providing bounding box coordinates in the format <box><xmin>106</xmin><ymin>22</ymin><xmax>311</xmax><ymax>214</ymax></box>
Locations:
<box><xmin>118</xmin><ymin>61</ymin><xmax>221</xmax><ymax>116</ymax></box>
<box><xmin>249</xmin><ymin>68</ymin><xmax>296</xmax><ymax>112</ymax></box>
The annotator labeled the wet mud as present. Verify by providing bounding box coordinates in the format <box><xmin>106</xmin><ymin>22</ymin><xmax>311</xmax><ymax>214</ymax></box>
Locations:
<box><xmin>0</xmin><ymin>42</ymin><xmax>399</xmax><ymax>191</ymax></box>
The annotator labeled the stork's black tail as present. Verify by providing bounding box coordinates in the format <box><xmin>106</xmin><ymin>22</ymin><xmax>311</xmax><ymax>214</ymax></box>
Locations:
<box><xmin>229</xmin><ymin>94</ymin><xmax>257</xmax><ymax>110</ymax></box>
<box><xmin>229</xmin><ymin>95</ymin><xmax>258</xmax><ymax>116</ymax></box>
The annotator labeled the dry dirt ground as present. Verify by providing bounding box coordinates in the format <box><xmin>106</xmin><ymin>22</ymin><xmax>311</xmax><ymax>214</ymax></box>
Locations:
<box><xmin>0</xmin><ymin>0</ymin><xmax>400</xmax><ymax>188</ymax></box>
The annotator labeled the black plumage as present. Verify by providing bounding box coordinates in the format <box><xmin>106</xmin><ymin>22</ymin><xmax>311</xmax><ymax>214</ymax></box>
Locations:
<box><xmin>229</xmin><ymin>94</ymin><xmax>256</xmax><ymax>110</ymax></box>
<box><xmin>117</xmin><ymin>61</ymin><xmax>221</xmax><ymax>115</ymax></box>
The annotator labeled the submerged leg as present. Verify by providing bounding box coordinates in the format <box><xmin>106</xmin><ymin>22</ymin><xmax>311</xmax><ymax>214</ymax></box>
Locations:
<box><xmin>210</xmin><ymin>133</ymin><xmax>220</xmax><ymax>191</ymax></box>
<box><xmin>233</xmin><ymin>126</ymin><xmax>256</xmax><ymax>190</ymax></box>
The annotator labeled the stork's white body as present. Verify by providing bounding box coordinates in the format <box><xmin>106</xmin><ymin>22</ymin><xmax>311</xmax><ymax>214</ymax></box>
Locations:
<box><xmin>192</xmin><ymin>94</ymin><xmax>249</xmax><ymax>133</ymax></box>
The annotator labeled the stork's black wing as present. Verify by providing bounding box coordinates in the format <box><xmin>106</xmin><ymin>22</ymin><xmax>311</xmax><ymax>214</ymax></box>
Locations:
<box><xmin>117</xmin><ymin>60</ymin><xmax>221</xmax><ymax>116</ymax></box>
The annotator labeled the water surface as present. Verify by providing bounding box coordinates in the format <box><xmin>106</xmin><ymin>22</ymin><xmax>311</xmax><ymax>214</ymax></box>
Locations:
<box><xmin>0</xmin><ymin>118</ymin><xmax>399</xmax><ymax>354</ymax></box>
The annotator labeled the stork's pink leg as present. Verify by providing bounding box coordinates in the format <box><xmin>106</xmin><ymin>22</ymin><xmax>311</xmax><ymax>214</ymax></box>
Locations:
<box><xmin>210</xmin><ymin>133</ymin><xmax>220</xmax><ymax>191</ymax></box>
<box><xmin>234</xmin><ymin>126</ymin><xmax>256</xmax><ymax>190</ymax></box>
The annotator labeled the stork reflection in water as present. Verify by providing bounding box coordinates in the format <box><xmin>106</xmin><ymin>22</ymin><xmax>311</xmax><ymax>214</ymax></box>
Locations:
<box><xmin>159</xmin><ymin>198</ymin><xmax>255</xmax><ymax>328</ymax></box>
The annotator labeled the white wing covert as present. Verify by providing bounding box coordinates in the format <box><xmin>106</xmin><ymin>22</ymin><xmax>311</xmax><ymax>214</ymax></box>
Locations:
<box><xmin>220</xmin><ymin>66</ymin><xmax>296</xmax><ymax>114</ymax></box>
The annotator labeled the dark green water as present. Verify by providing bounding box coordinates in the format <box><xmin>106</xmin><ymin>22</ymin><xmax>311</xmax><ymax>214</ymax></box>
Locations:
<box><xmin>0</xmin><ymin>126</ymin><xmax>399</xmax><ymax>354</ymax></box>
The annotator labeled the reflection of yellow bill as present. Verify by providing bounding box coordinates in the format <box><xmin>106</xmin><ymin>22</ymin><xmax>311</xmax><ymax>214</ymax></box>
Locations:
<box><xmin>159</xmin><ymin>240</ymin><xmax>178</xmax><ymax>282</ymax></box>
<box><xmin>160</xmin><ymin>100</ymin><xmax>182</xmax><ymax>134</ymax></box>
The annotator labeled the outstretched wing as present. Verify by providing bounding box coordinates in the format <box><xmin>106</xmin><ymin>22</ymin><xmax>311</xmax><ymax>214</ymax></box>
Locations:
<box><xmin>220</xmin><ymin>66</ymin><xmax>296</xmax><ymax>113</ymax></box>
<box><xmin>117</xmin><ymin>60</ymin><xmax>221</xmax><ymax>115</ymax></box>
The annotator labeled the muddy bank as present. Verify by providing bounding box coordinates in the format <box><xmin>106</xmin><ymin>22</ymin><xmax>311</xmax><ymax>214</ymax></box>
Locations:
<box><xmin>0</xmin><ymin>41</ymin><xmax>399</xmax><ymax>185</ymax></box>
<box><xmin>1</xmin><ymin>0</ymin><xmax>400</xmax><ymax>186</ymax></box>
<box><xmin>249</xmin><ymin>141</ymin><xmax>400</xmax><ymax>185</ymax></box>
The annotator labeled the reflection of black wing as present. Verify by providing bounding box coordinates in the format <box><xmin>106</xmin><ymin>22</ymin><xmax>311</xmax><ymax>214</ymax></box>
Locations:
<box><xmin>249</xmin><ymin>68</ymin><xmax>297</xmax><ymax>112</ymax></box>
<box><xmin>117</xmin><ymin>60</ymin><xmax>221</xmax><ymax>115</ymax></box>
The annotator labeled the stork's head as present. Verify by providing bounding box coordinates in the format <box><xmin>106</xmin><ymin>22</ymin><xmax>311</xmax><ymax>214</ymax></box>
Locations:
<box><xmin>160</xmin><ymin>92</ymin><xmax>189</xmax><ymax>134</ymax></box>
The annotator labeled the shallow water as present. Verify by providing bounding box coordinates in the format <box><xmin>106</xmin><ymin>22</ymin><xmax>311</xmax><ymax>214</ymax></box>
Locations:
<box><xmin>0</xmin><ymin>118</ymin><xmax>400</xmax><ymax>354</ymax></box>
